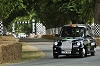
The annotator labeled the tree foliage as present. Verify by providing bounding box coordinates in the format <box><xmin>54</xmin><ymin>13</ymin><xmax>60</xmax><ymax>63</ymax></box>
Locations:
<box><xmin>34</xmin><ymin>0</ymin><xmax>95</xmax><ymax>28</ymax></box>
<box><xmin>0</xmin><ymin>0</ymin><xmax>26</xmax><ymax>19</ymax></box>
<box><xmin>0</xmin><ymin>0</ymin><xmax>95</xmax><ymax>29</ymax></box>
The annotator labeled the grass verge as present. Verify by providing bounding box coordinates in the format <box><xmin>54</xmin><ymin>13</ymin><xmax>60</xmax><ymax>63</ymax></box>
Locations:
<box><xmin>15</xmin><ymin>42</ymin><xmax>45</xmax><ymax>62</ymax></box>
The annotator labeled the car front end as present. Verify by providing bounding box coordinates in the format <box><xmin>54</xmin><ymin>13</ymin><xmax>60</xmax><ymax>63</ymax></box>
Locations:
<box><xmin>53</xmin><ymin>37</ymin><xmax>84</xmax><ymax>57</ymax></box>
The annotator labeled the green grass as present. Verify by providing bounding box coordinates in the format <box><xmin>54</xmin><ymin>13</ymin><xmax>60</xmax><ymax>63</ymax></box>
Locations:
<box><xmin>16</xmin><ymin>42</ymin><xmax>45</xmax><ymax>62</ymax></box>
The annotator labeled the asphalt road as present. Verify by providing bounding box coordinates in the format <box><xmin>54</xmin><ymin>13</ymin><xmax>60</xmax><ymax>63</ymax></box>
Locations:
<box><xmin>7</xmin><ymin>38</ymin><xmax>100</xmax><ymax>66</ymax></box>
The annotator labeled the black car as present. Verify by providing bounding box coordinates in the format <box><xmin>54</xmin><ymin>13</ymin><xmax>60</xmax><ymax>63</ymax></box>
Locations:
<box><xmin>53</xmin><ymin>24</ymin><xmax>97</xmax><ymax>58</ymax></box>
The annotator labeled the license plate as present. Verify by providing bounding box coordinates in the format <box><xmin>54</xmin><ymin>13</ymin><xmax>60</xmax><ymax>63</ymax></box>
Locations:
<box><xmin>62</xmin><ymin>51</ymin><xmax>71</xmax><ymax>54</ymax></box>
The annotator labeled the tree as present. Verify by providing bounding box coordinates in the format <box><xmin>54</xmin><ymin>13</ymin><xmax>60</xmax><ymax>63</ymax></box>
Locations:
<box><xmin>0</xmin><ymin>0</ymin><xmax>96</xmax><ymax>29</ymax></box>
<box><xmin>0</xmin><ymin>0</ymin><xmax>37</xmax><ymax>28</ymax></box>
<box><xmin>94</xmin><ymin>0</ymin><xmax>100</xmax><ymax>24</ymax></box>
<box><xmin>0</xmin><ymin>0</ymin><xmax>26</xmax><ymax>22</ymax></box>
<box><xmin>58</xmin><ymin>0</ymin><xmax>94</xmax><ymax>24</ymax></box>
<box><xmin>34</xmin><ymin>0</ymin><xmax>95</xmax><ymax>28</ymax></box>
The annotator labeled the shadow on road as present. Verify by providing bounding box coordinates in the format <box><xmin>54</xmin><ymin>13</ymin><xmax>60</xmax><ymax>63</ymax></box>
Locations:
<box><xmin>53</xmin><ymin>54</ymin><xmax>94</xmax><ymax>59</ymax></box>
<box><xmin>19</xmin><ymin>38</ymin><xmax>55</xmax><ymax>42</ymax></box>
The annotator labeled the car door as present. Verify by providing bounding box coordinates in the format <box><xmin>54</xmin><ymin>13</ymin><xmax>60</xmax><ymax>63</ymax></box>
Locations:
<box><xmin>86</xmin><ymin>36</ymin><xmax>92</xmax><ymax>51</ymax></box>
<box><xmin>83</xmin><ymin>26</ymin><xmax>96</xmax><ymax>56</ymax></box>
<box><xmin>85</xmin><ymin>27</ymin><xmax>93</xmax><ymax>51</ymax></box>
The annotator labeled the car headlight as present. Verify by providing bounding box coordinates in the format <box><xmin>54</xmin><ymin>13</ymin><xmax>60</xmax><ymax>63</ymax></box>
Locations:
<box><xmin>76</xmin><ymin>42</ymin><xmax>80</xmax><ymax>46</ymax></box>
<box><xmin>54</xmin><ymin>42</ymin><xmax>58</xmax><ymax>45</ymax></box>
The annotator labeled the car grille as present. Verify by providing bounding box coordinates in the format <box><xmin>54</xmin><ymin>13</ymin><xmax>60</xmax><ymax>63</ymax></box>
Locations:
<box><xmin>61</xmin><ymin>41</ymin><xmax>72</xmax><ymax>51</ymax></box>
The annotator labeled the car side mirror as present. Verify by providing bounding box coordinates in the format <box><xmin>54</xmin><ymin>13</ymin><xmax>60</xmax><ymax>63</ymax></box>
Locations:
<box><xmin>86</xmin><ymin>35</ymin><xmax>91</xmax><ymax>37</ymax></box>
<box><xmin>55</xmin><ymin>34</ymin><xmax>59</xmax><ymax>37</ymax></box>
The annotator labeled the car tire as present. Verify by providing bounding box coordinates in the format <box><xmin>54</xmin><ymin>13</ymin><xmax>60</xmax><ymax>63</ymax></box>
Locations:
<box><xmin>79</xmin><ymin>48</ymin><xmax>85</xmax><ymax>58</ymax></box>
<box><xmin>53</xmin><ymin>53</ymin><xmax>58</xmax><ymax>58</ymax></box>
<box><xmin>91</xmin><ymin>48</ymin><xmax>96</xmax><ymax>56</ymax></box>
<box><xmin>85</xmin><ymin>49</ymin><xmax>87</xmax><ymax>57</ymax></box>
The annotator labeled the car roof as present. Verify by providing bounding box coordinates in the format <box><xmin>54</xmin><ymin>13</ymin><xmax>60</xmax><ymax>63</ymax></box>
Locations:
<box><xmin>63</xmin><ymin>24</ymin><xmax>90</xmax><ymax>28</ymax></box>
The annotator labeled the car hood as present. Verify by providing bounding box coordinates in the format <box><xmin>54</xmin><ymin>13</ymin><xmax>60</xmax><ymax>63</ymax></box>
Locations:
<box><xmin>58</xmin><ymin>37</ymin><xmax>84</xmax><ymax>42</ymax></box>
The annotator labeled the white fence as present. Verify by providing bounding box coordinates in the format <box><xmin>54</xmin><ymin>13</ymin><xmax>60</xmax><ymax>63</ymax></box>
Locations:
<box><xmin>46</xmin><ymin>27</ymin><xmax>61</xmax><ymax>35</ymax></box>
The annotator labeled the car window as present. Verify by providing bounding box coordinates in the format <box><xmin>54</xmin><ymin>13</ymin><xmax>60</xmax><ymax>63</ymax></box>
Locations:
<box><xmin>60</xmin><ymin>27</ymin><xmax>84</xmax><ymax>37</ymax></box>
<box><xmin>85</xmin><ymin>26</ymin><xmax>94</xmax><ymax>37</ymax></box>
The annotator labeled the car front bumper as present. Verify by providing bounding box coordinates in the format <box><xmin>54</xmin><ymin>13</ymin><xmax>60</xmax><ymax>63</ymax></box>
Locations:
<box><xmin>53</xmin><ymin>45</ymin><xmax>81</xmax><ymax>55</ymax></box>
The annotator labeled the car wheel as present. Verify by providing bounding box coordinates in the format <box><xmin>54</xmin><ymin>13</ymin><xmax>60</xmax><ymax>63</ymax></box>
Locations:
<box><xmin>85</xmin><ymin>49</ymin><xmax>87</xmax><ymax>57</ymax></box>
<box><xmin>91</xmin><ymin>48</ymin><xmax>96</xmax><ymax>56</ymax></box>
<box><xmin>53</xmin><ymin>53</ymin><xmax>58</xmax><ymax>58</ymax></box>
<box><xmin>79</xmin><ymin>48</ymin><xmax>85</xmax><ymax>58</ymax></box>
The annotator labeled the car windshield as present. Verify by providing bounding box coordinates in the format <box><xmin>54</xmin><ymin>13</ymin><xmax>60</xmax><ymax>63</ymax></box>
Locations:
<box><xmin>60</xmin><ymin>27</ymin><xmax>84</xmax><ymax>37</ymax></box>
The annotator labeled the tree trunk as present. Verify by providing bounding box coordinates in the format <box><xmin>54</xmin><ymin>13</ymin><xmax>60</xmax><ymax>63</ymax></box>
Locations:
<box><xmin>94</xmin><ymin>0</ymin><xmax>100</xmax><ymax>24</ymax></box>
<box><xmin>0</xmin><ymin>13</ymin><xmax>3</xmax><ymax>22</ymax></box>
